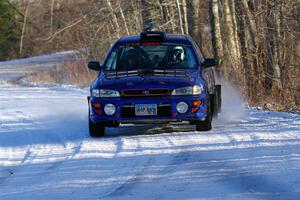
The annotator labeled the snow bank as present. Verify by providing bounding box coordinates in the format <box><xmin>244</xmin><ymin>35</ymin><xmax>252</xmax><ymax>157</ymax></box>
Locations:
<box><xmin>0</xmin><ymin>51</ymin><xmax>79</xmax><ymax>67</ymax></box>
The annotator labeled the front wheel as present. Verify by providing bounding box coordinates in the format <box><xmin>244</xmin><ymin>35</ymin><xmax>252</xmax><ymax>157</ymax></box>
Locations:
<box><xmin>196</xmin><ymin>118</ymin><xmax>212</xmax><ymax>131</ymax></box>
<box><xmin>196</xmin><ymin>95</ymin><xmax>212</xmax><ymax>131</ymax></box>
<box><xmin>216</xmin><ymin>85</ymin><xmax>222</xmax><ymax>113</ymax></box>
<box><xmin>89</xmin><ymin>116</ymin><xmax>105</xmax><ymax>137</ymax></box>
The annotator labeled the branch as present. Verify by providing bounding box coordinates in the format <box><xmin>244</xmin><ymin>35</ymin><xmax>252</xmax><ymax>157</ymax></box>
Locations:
<box><xmin>40</xmin><ymin>16</ymin><xmax>87</xmax><ymax>41</ymax></box>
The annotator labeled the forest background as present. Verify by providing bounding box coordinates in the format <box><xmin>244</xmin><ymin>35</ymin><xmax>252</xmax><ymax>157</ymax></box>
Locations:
<box><xmin>0</xmin><ymin>0</ymin><xmax>299</xmax><ymax>111</ymax></box>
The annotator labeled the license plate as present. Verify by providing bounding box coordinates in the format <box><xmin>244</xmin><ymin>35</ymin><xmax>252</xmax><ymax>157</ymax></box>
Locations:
<box><xmin>135</xmin><ymin>104</ymin><xmax>157</xmax><ymax>116</ymax></box>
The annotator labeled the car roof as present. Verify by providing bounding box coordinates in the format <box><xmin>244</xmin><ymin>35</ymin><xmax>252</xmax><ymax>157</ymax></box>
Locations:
<box><xmin>116</xmin><ymin>34</ymin><xmax>193</xmax><ymax>46</ymax></box>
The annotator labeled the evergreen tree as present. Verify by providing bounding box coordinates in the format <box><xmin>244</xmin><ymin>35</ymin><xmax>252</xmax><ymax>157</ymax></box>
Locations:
<box><xmin>0</xmin><ymin>0</ymin><xmax>19</xmax><ymax>60</ymax></box>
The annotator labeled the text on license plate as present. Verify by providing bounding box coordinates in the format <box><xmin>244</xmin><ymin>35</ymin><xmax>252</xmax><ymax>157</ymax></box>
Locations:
<box><xmin>135</xmin><ymin>104</ymin><xmax>157</xmax><ymax>116</ymax></box>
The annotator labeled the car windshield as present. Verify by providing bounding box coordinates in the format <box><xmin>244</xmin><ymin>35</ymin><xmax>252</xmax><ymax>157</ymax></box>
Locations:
<box><xmin>104</xmin><ymin>43</ymin><xmax>197</xmax><ymax>71</ymax></box>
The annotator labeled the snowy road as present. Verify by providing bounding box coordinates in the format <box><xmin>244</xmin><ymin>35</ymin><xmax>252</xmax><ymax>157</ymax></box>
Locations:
<box><xmin>0</xmin><ymin>83</ymin><xmax>300</xmax><ymax>200</ymax></box>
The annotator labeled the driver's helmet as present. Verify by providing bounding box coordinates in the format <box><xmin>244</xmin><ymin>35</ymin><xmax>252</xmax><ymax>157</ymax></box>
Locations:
<box><xmin>171</xmin><ymin>46</ymin><xmax>184</xmax><ymax>62</ymax></box>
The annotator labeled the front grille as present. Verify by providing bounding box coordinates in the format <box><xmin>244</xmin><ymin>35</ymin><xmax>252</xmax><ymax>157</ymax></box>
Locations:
<box><xmin>122</xmin><ymin>89</ymin><xmax>170</xmax><ymax>97</ymax></box>
<box><xmin>121</xmin><ymin>104</ymin><xmax>172</xmax><ymax>118</ymax></box>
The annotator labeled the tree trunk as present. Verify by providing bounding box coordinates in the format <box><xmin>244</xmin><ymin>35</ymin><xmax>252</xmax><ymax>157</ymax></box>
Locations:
<box><xmin>50</xmin><ymin>0</ymin><xmax>55</xmax><ymax>36</ymax></box>
<box><xmin>188</xmin><ymin>0</ymin><xmax>200</xmax><ymax>44</ymax></box>
<box><xmin>168</xmin><ymin>1</ymin><xmax>177</xmax><ymax>33</ymax></box>
<box><xmin>239</xmin><ymin>0</ymin><xmax>261</xmax><ymax>103</ymax></box>
<box><xmin>224</xmin><ymin>0</ymin><xmax>238</xmax><ymax>67</ymax></box>
<box><xmin>157</xmin><ymin>0</ymin><xmax>164</xmax><ymax>22</ymax></box>
<box><xmin>182</xmin><ymin>0</ymin><xmax>189</xmax><ymax>35</ymax></box>
<box><xmin>118</xmin><ymin>1</ymin><xmax>130</xmax><ymax>35</ymax></box>
<box><xmin>241</xmin><ymin>0</ymin><xmax>257</xmax><ymax>48</ymax></box>
<box><xmin>107</xmin><ymin>0</ymin><xmax>120</xmax><ymax>38</ymax></box>
<box><xmin>223</xmin><ymin>0</ymin><xmax>244</xmax><ymax>83</ymax></box>
<box><xmin>209</xmin><ymin>0</ymin><xmax>223</xmax><ymax>75</ymax></box>
<box><xmin>230</xmin><ymin>0</ymin><xmax>241</xmax><ymax>61</ymax></box>
<box><xmin>140</xmin><ymin>0</ymin><xmax>151</xmax><ymax>29</ymax></box>
<box><xmin>20</xmin><ymin>2</ymin><xmax>29</xmax><ymax>56</ymax></box>
<box><xmin>131</xmin><ymin>0</ymin><xmax>143</xmax><ymax>32</ymax></box>
<box><xmin>176</xmin><ymin>0</ymin><xmax>184</xmax><ymax>34</ymax></box>
<box><xmin>272</xmin><ymin>3</ymin><xmax>283</xmax><ymax>89</ymax></box>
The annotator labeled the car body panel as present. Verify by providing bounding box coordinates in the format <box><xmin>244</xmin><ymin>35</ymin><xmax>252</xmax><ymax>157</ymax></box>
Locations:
<box><xmin>88</xmin><ymin>32</ymin><xmax>216</xmax><ymax>125</ymax></box>
<box><xmin>89</xmin><ymin>95</ymin><xmax>208</xmax><ymax>123</ymax></box>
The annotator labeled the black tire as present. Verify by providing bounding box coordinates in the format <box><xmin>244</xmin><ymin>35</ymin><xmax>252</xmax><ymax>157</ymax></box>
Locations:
<box><xmin>89</xmin><ymin>116</ymin><xmax>105</xmax><ymax>137</ymax></box>
<box><xmin>196</xmin><ymin>117</ymin><xmax>212</xmax><ymax>131</ymax></box>
<box><xmin>196</xmin><ymin>95</ymin><xmax>212</xmax><ymax>131</ymax></box>
<box><xmin>211</xmin><ymin>94</ymin><xmax>218</xmax><ymax>118</ymax></box>
<box><xmin>216</xmin><ymin>85</ymin><xmax>222</xmax><ymax>113</ymax></box>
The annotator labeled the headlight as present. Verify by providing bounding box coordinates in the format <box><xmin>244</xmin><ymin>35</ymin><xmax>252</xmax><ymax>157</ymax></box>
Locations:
<box><xmin>171</xmin><ymin>85</ymin><xmax>203</xmax><ymax>96</ymax></box>
<box><xmin>91</xmin><ymin>89</ymin><xmax>120</xmax><ymax>97</ymax></box>
<box><xmin>100</xmin><ymin>89</ymin><xmax>120</xmax><ymax>97</ymax></box>
<box><xmin>91</xmin><ymin>89</ymin><xmax>100</xmax><ymax>97</ymax></box>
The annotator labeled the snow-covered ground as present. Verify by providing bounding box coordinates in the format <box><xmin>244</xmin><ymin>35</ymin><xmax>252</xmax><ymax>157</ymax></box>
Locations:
<box><xmin>0</xmin><ymin>53</ymin><xmax>300</xmax><ymax>200</ymax></box>
<box><xmin>0</xmin><ymin>82</ymin><xmax>299</xmax><ymax>200</ymax></box>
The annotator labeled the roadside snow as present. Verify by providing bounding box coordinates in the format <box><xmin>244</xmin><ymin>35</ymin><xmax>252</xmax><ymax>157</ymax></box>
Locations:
<box><xmin>0</xmin><ymin>83</ymin><xmax>299</xmax><ymax>200</ymax></box>
<box><xmin>0</xmin><ymin>51</ymin><xmax>79</xmax><ymax>67</ymax></box>
<box><xmin>0</xmin><ymin>51</ymin><xmax>80</xmax><ymax>81</ymax></box>
<box><xmin>0</xmin><ymin>53</ymin><xmax>299</xmax><ymax>199</ymax></box>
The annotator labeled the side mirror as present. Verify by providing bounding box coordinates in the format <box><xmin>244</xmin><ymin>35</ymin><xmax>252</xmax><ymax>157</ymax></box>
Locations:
<box><xmin>88</xmin><ymin>61</ymin><xmax>101</xmax><ymax>71</ymax></box>
<box><xmin>202</xmin><ymin>58</ymin><xmax>216</xmax><ymax>68</ymax></box>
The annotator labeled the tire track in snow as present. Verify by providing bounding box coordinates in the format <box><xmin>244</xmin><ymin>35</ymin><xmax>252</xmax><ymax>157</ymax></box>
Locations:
<box><xmin>98</xmin><ymin>136</ymin><xmax>156</xmax><ymax>199</ymax></box>
<box><xmin>21</xmin><ymin>147</ymin><xmax>31</xmax><ymax>164</ymax></box>
<box><xmin>0</xmin><ymin>144</ymin><xmax>37</xmax><ymax>186</ymax></box>
<box><xmin>0</xmin><ymin>168</ymin><xmax>14</xmax><ymax>186</ymax></box>
<box><xmin>13</xmin><ymin>140</ymin><xmax>84</xmax><ymax>185</ymax></box>
<box><xmin>150</xmin><ymin>133</ymin><xmax>199</xmax><ymax>193</ymax></box>
<box><xmin>67</xmin><ymin>136</ymin><xmax>128</xmax><ymax>200</ymax></box>
<box><xmin>44</xmin><ymin>140</ymin><xmax>83</xmax><ymax>172</ymax></box>
<box><xmin>102</xmin><ymin>156</ymin><xmax>156</xmax><ymax>199</ymax></box>
<box><xmin>0</xmin><ymin>148</ymin><xmax>15</xmax><ymax>186</ymax></box>
<box><xmin>0</xmin><ymin>146</ymin><xmax>33</xmax><ymax>185</ymax></box>
<box><xmin>99</xmin><ymin>130</ymin><xmax>199</xmax><ymax>199</ymax></box>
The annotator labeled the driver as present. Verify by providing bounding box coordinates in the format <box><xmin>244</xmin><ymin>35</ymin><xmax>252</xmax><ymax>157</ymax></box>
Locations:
<box><xmin>168</xmin><ymin>46</ymin><xmax>184</xmax><ymax>62</ymax></box>
<box><xmin>124</xmin><ymin>48</ymin><xmax>140</xmax><ymax>70</ymax></box>
<box><xmin>166</xmin><ymin>46</ymin><xmax>185</xmax><ymax>68</ymax></box>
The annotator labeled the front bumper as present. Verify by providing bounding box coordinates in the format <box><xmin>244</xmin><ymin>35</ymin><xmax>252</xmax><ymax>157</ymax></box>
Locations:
<box><xmin>89</xmin><ymin>95</ymin><xmax>208</xmax><ymax>124</ymax></box>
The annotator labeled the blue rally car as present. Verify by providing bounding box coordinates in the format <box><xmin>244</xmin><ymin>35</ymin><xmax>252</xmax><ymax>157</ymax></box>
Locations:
<box><xmin>87</xmin><ymin>30</ymin><xmax>221</xmax><ymax>137</ymax></box>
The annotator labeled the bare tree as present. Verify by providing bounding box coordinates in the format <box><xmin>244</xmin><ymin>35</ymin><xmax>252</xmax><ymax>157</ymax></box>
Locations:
<box><xmin>107</xmin><ymin>0</ymin><xmax>120</xmax><ymax>38</ymax></box>
<box><xmin>118</xmin><ymin>0</ymin><xmax>130</xmax><ymax>35</ymax></box>
<box><xmin>6</xmin><ymin>0</ymin><xmax>299</xmax><ymax>109</ymax></box>
<box><xmin>176</xmin><ymin>0</ymin><xmax>184</xmax><ymax>34</ymax></box>
<box><xmin>20</xmin><ymin>1</ymin><xmax>29</xmax><ymax>56</ymax></box>
<box><xmin>188</xmin><ymin>0</ymin><xmax>200</xmax><ymax>42</ymax></box>
<box><xmin>182</xmin><ymin>0</ymin><xmax>189</xmax><ymax>35</ymax></box>
<box><xmin>209</xmin><ymin>0</ymin><xmax>223</xmax><ymax>74</ymax></box>
<box><xmin>50</xmin><ymin>0</ymin><xmax>55</xmax><ymax>36</ymax></box>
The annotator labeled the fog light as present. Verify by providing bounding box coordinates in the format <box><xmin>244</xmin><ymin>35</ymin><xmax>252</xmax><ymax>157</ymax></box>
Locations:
<box><xmin>104</xmin><ymin>104</ymin><xmax>116</xmax><ymax>115</ymax></box>
<box><xmin>176</xmin><ymin>102</ymin><xmax>188</xmax><ymax>114</ymax></box>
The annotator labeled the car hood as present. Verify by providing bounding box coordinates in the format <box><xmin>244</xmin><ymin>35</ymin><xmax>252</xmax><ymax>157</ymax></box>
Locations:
<box><xmin>93</xmin><ymin>70</ymin><xmax>199</xmax><ymax>90</ymax></box>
